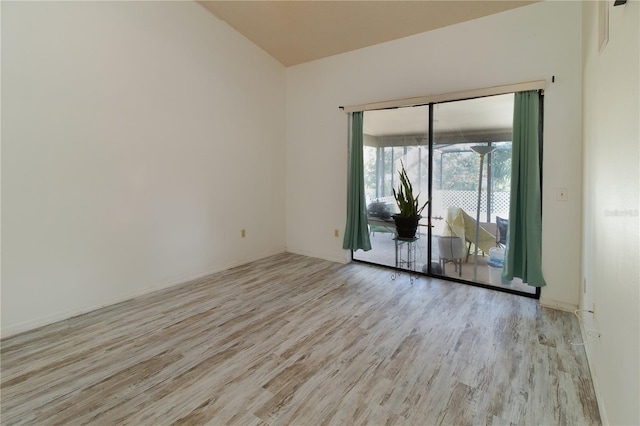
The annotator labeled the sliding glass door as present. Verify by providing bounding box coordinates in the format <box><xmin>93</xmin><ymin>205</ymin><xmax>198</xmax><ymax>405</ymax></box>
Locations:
<box><xmin>353</xmin><ymin>94</ymin><xmax>537</xmax><ymax>297</ymax></box>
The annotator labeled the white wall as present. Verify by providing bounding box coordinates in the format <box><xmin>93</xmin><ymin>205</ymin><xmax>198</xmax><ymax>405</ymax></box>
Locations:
<box><xmin>286</xmin><ymin>1</ymin><xmax>583</xmax><ymax>308</ymax></box>
<box><xmin>582</xmin><ymin>1</ymin><xmax>640</xmax><ymax>424</ymax></box>
<box><xmin>1</xmin><ymin>1</ymin><xmax>286</xmax><ymax>336</ymax></box>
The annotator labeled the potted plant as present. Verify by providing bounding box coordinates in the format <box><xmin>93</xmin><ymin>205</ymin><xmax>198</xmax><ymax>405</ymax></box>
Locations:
<box><xmin>392</xmin><ymin>161</ymin><xmax>430</xmax><ymax>238</ymax></box>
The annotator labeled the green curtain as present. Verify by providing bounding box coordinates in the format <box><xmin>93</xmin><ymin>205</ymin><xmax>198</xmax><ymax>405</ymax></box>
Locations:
<box><xmin>503</xmin><ymin>91</ymin><xmax>546</xmax><ymax>287</ymax></box>
<box><xmin>343</xmin><ymin>111</ymin><xmax>372</xmax><ymax>251</ymax></box>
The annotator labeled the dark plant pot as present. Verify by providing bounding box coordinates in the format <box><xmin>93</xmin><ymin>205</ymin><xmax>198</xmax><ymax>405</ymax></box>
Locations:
<box><xmin>392</xmin><ymin>214</ymin><xmax>420</xmax><ymax>239</ymax></box>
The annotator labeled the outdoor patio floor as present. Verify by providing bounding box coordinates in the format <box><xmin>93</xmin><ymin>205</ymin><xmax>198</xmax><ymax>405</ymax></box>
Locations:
<box><xmin>353</xmin><ymin>231</ymin><xmax>536</xmax><ymax>295</ymax></box>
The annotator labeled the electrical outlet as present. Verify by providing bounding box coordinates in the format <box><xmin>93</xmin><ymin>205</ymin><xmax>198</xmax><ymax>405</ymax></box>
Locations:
<box><xmin>241</xmin><ymin>229</ymin><xmax>246</xmax><ymax>238</ymax></box>
<box><xmin>334</xmin><ymin>229</ymin><xmax>339</xmax><ymax>238</ymax></box>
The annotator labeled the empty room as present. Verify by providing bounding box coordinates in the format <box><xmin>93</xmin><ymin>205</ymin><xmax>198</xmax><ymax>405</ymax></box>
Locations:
<box><xmin>1</xmin><ymin>1</ymin><xmax>638</xmax><ymax>424</ymax></box>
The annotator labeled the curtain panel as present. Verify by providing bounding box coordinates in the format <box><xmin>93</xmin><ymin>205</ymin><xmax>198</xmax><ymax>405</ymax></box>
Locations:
<box><xmin>343</xmin><ymin>111</ymin><xmax>372</xmax><ymax>252</ymax></box>
<box><xmin>504</xmin><ymin>91</ymin><xmax>547</xmax><ymax>287</ymax></box>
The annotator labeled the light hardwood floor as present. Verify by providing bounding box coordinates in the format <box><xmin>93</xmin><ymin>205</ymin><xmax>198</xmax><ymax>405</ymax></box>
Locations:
<box><xmin>1</xmin><ymin>253</ymin><xmax>600</xmax><ymax>425</ymax></box>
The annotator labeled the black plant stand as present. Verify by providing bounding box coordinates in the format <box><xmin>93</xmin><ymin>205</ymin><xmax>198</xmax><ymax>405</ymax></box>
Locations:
<box><xmin>391</xmin><ymin>236</ymin><xmax>419</xmax><ymax>284</ymax></box>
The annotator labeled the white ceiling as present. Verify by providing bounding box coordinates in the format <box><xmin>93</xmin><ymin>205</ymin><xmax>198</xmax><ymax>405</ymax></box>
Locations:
<box><xmin>198</xmin><ymin>1</ymin><xmax>537</xmax><ymax>67</ymax></box>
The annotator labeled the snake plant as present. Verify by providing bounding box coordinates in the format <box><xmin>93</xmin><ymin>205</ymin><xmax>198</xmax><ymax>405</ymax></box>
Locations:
<box><xmin>393</xmin><ymin>161</ymin><xmax>430</xmax><ymax>218</ymax></box>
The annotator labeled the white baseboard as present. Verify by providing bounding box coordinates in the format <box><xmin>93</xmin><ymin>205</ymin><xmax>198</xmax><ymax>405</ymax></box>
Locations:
<box><xmin>285</xmin><ymin>247</ymin><xmax>349</xmax><ymax>264</ymax></box>
<box><xmin>541</xmin><ymin>299</ymin><xmax>607</xmax><ymax>423</ymax></box>
<box><xmin>578</xmin><ymin>315</ymin><xmax>609</xmax><ymax>425</ymax></box>
<box><xmin>0</xmin><ymin>249</ymin><xmax>285</xmax><ymax>340</ymax></box>
<box><xmin>539</xmin><ymin>298</ymin><xmax>578</xmax><ymax>312</ymax></box>
<box><xmin>1</xmin><ymin>280</ymin><xmax>184</xmax><ymax>339</ymax></box>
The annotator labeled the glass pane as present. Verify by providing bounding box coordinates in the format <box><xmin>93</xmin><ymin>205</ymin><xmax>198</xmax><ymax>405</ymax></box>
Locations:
<box><xmin>431</xmin><ymin>94</ymin><xmax>535</xmax><ymax>295</ymax></box>
<box><xmin>353</xmin><ymin>106</ymin><xmax>430</xmax><ymax>272</ymax></box>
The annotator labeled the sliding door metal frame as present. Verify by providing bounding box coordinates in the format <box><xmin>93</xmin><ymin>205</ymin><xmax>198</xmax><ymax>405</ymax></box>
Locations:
<box><xmin>352</xmin><ymin>92</ymin><xmax>543</xmax><ymax>300</ymax></box>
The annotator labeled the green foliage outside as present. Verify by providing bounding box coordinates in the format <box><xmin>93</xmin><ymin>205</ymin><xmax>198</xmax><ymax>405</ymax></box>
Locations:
<box><xmin>438</xmin><ymin>143</ymin><xmax>512</xmax><ymax>192</ymax></box>
<box><xmin>364</xmin><ymin>142</ymin><xmax>511</xmax><ymax>200</ymax></box>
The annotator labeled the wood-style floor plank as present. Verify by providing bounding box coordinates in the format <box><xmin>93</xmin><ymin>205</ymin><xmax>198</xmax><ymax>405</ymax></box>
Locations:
<box><xmin>1</xmin><ymin>253</ymin><xmax>600</xmax><ymax>425</ymax></box>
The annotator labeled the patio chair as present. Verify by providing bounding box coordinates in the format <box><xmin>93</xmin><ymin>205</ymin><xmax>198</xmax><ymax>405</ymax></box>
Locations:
<box><xmin>496</xmin><ymin>216</ymin><xmax>508</xmax><ymax>247</ymax></box>
<box><xmin>445</xmin><ymin>207</ymin><xmax>496</xmax><ymax>262</ymax></box>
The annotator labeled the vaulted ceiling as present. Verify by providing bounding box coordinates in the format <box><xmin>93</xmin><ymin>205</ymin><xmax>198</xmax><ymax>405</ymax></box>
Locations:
<box><xmin>198</xmin><ymin>1</ymin><xmax>538</xmax><ymax>67</ymax></box>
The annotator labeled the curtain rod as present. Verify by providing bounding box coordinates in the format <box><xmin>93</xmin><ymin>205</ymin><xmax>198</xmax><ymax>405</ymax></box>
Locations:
<box><xmin>340</xmin><ymin>79</ymin><xmax>547</xmax><ymax>113</ymax></box>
